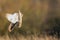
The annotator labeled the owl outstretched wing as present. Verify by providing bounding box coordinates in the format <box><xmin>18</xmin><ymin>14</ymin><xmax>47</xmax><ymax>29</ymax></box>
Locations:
<box><xmin>6</xmin><ymin>13</ymin><xmax>18</xmax><ymax>23</ymax></box>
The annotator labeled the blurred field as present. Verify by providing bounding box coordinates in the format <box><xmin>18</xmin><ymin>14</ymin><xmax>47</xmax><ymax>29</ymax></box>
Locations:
<box><xmin>0</xmin><ymin>34</ymin><xmax>59</xmax><ymax>40</ymax></box>
<box><xmin>0</xmin><ymin>0</ymin><xmax>60</xmax><ymax>40</ymax></box>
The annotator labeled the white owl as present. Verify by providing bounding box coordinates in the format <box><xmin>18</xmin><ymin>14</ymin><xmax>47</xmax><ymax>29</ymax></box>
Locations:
<box><xmin>6</xmin><ymin>10</ymin><xmax>23</xmax><ymax>32</ymax></box>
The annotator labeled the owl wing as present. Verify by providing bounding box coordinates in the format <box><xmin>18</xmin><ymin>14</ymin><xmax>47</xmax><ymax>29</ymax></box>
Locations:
<box><xmin>6</xmin><ymin>13</ymin><xmax>19</xmax><ymax>23</ymax></box>
<box><xmin>6</xmin><ymin>13</ymin><xmax>13</xmax><ymax>23</ymax></box>
<box><xmin>18</xmin><ymin>11</ymin><xmax>23</xmax><ymax>28</ymax></box>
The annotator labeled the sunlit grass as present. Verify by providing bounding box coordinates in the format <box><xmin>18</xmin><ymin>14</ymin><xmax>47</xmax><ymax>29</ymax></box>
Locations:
<box><xmin>0</xmin><ymin>34</ymin><xmax>59</xmax><ymax>40</ymax></box>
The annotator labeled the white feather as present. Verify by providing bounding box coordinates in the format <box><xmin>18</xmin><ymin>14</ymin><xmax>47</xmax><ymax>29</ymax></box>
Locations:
<box><xmin>6</xmin><ymin>13</ymin><xmax>18</xmax><ymax>23</ymax></box>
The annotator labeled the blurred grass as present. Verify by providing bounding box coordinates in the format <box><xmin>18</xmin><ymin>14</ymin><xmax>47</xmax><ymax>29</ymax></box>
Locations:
<box><xmin>0</xmin><ymin>0</ymin><xmax>45</xmax><ymax>34</ymax></box>
<box><xmin>0</xmin><ymin>34</ymin><xmax>59</xmax><ymax>40</ymax></box>
<box><xmin>0</xmin><ymin>0</ymin><xmax>60</xmax><ymax>39</ymax></box>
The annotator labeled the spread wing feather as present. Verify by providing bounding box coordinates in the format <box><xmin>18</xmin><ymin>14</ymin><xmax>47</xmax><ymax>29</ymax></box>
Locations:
<box><xmin>6</xmin><ymin>13</ymin><xmax>18</xmax><ymax>23</ymax></box>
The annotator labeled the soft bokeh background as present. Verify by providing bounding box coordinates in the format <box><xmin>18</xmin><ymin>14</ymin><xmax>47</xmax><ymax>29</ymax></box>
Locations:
<box><xmin>0</xmin><ymin>0</ymin><xmax>60</xmax><ymax>40</ymax></box>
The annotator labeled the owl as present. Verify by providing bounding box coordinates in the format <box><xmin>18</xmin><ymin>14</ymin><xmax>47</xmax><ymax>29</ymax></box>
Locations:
<box><xmin>6</xmin><ymin>10</ymin><xmax>23</xmax><ymax>32</ymax></box>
